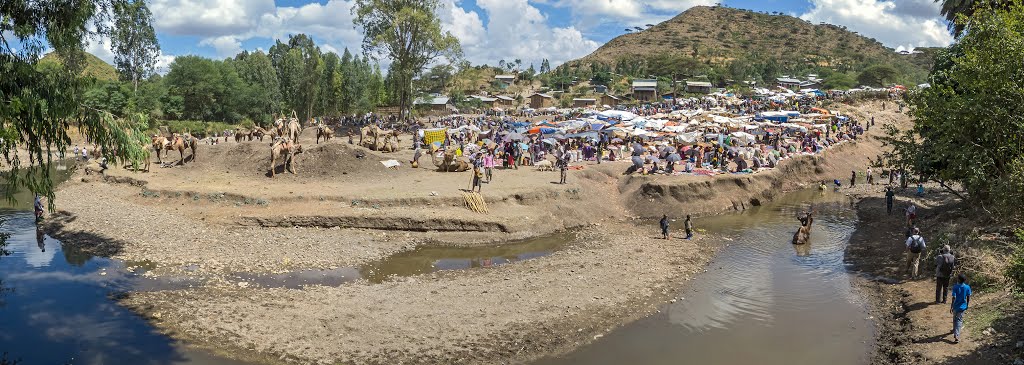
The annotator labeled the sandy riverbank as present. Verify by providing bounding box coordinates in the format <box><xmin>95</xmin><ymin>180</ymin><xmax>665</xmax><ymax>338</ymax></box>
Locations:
<box><xmin>41</xmin><ymin>100</ymin><xmax>909</xmax><ymax>364</ymax></box>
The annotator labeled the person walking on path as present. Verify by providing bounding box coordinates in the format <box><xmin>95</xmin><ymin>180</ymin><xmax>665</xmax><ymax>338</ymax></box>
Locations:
<box><xmin>905</xmin><ymin>227</ymin><xmax>926</xmax><ymax>278</ymax></box>
<box><xmin>906</xmin><ymin>203</ymin><xmax>918</xmax><ymax>226</ymax></box>
<box><xmin>950</xmin><ymin>273</ymin><xmax>972</xmax><ymax>343</ymax></box>
<box><xmin>684</xmin><ymin>215</ymin><xmax>694</xmax><ymax>240</ymax></box>
<box><xmin>850</xmin><ymin>170</ymin><xmax>856</xmax><ymax>187</ymax></box>
<box><xmin>867</xmin><ymin>167</ymin><xmax>874</xmax><ymax>185</ymax></box>
<box><xmin>935</xmin><ymin>245</ymin><xmax>956</xmax><ymax>303</ymax></box>
<box><xmin>885</xmin><ymin>187</ymin><xmax>896</xmax><ymax>215</ymax></box>
<box><xmin>660</xmin><ymin>215</ymin><xmax>671</xmax><ymax>240</ymax></box>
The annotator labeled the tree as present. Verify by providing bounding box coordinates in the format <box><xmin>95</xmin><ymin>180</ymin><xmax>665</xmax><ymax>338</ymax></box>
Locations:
<box><xmin>856</xmin><ymin>64</ymin><xmax>898</xmax><ymax>87</ymax></box>
<box><xmin>937</xmin><ymin>0</ymin><xmax>1015</xmax><ymax>37</ymax></box>
<box><xmin>110</xmin><ymin>0</ymin><xmax>160</xmax><ymax>92</ymax></box>
<box><xmin>354</xmin><ymin>0</ymin><xmax>462</xmax><ymax>116</ymax></box>
<box><xmin>233</xmin><ymin>50</ymin><xmax>282</xmax><ymax>124</ymax></box>
<box><xmin>822</xmin><ymin>72</ymin><xmax>856</xmax><ymax>90</ymax></box>
<box><xmin>0</xmin><ymin>0</ymin><xmax>151</xmax><ymax>205</ymax></box>
<box><xmin>887</xmin><ymin>2</ymin><xmax>1024</xmax><ymax>215</ymax></box>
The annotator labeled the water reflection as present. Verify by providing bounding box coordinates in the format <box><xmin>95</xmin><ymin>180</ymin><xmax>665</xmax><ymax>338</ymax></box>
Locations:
<box><xmin>0</xmin><ymin>210</ymin><xmax>250</xmax><ymax>364</ymax></box>
<box><xmin>536</xmin><ymin>189</ymin><xmax>872</xmax><ymax>365</ymax></box>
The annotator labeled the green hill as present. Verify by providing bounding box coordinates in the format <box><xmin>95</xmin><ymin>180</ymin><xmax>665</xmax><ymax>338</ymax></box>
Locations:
<box><xmin>562</xmin><ymin>5</ymin><xmax>934</xmax><ymax>86</ymax></box>
<box><xmin>38</xmin><ymin>51</ymin><xmax>119</xmax><ymax>82</ymax></box>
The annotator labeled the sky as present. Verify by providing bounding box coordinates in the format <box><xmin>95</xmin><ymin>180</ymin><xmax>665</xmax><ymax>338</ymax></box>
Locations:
<box><xmin>82</xmin><ymin>0</ymin><xmax>956</xmax><ymax>73</ymax></box>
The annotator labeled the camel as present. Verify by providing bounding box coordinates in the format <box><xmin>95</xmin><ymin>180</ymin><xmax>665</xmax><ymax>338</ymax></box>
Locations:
<box><xmin>164</xmin><ymin>133</ymin><xmax>198</xmax><ymax>165</ymax></box>
<box><xmin>235</xmin><ymin>128</ymin><xmax>251</xmax><ymax>142</ymax></box>
<box><xmin>129</xmin><ymin>145</ymin><xmax>152</xmax><ymax>172</ymax></box>
<box><xmin>380</xmin><ymin>134</ymin><xmax>399</xmax><ymax>152</ymax></box>
<box><xmin>269</xmin><ymin>138</ymin><xmax>303</xmax><ymax>178</ymax></box>
<box><xmin>284</xmin><ymin>118</ymin><xmax>301</xmax><ymax>141</ymax></box>
<box><xmin>151</xmin><ymin>135</ymin><xmax>170</xmax><ymax>164</ymax></box>
<box><xmin>316</xmin><ymin>124</ymin><xmax>334</xmax><ymax>144</ymax></box>
<box><xmin>430</xmin><ymin>148</ymin><xmax>470</xmax><ymax>172</ymax></box>
<box><xmin>792</xmin><ymin>211</ymin><xmax>814</xmax><ymax>245</ymax></box>
<box><xmin>251</xmin><ymin>127</ymin><xmax>267</xmax><ymax>142</ymax></box>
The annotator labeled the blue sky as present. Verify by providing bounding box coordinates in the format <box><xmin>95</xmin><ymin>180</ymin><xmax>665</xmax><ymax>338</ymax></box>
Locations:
<box><xmin>83</xmin><ymin>0</ymin><xmax>953</xmax><ymax>72</ymax></box>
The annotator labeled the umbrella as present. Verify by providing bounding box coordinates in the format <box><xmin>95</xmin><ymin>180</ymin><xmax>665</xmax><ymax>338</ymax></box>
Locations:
<box><xmin>630</xmin><ymin>156</ymin><xmax>644</xmax><ymax>167</ymax></box>
<box><xmin>666</xmin><ymin>153</ymin><xmax>682</xmax><ymax>163</ymax></box>
<box><xmin>507</xmin><ymin>132</ymin><xmax>525</xmax><ymax>140</ymax></box>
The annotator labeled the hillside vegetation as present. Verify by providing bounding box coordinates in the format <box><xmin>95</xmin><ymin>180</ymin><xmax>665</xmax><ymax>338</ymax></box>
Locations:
<box><xmin>38</xmin><ymin>51</ymin><xmax>119</xmax><ymax>82</ymax></box>
<box><xmin>560</xmin><ymin>5</ymin><xmax>933</xmax><ymax>88</ymax></box>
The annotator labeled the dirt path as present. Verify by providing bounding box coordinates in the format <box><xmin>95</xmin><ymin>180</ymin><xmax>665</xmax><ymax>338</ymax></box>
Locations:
<box><xmin>847</xmin><ymin>186</ymin><xmax>1024</xmax><ymax>365</ymax></box>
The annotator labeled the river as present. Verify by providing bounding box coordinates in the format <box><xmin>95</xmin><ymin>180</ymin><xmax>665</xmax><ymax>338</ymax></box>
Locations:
<box><xmin>536</xmin><ymin>188</ymin><xmax>874</xmax><ymax>365</ymax></box>
<box><xmin>0</xmin><ymin>186</ymin><xmax>872</xmax><ymax>364</ymax></box>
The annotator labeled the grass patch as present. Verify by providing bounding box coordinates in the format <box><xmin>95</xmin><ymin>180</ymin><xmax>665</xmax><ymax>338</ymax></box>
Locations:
<box><xmin>966</xmin><ymin>304</ymin><xmax>1004</xmax><ymax>334</ymax></box>
<box><xmin>140</xmin><ymin>189</ymin><xmax>160</xmax><ymax>198</ymax></box>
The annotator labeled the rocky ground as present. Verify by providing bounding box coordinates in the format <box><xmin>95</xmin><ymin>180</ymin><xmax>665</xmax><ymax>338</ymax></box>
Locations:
<box><xmin>41</xmin><ymin>100</ymin><xmax>912</xmax><ymax>364</ymax></box>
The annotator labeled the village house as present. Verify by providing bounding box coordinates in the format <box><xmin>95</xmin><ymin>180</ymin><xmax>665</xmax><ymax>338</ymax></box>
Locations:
<box><xmin>776</xmin><ymin>77</ymin><xmax>802</xmax><ymax>89</ymax></box>
<box><xmin>593</xmin><ymin>85</ymin><xmax>608</xmax><ymax>94</ymax></box>
<box><xmin>470</xmin><ymin>95</ymin><xmax>497</xmax><ymax>108</ymax></box>
<box><xmin>600</xmin><ymin>94</ymin><xmax>621</xmax><ymax>107</ymax></box>
<box><xmin>494</xmin><ymin>75</ymin><xmax>516</xmax><ymax>89</ymax></box>
<box><xmin>494</xmin><ymin>95</ymin><xmax>515</xmax><ymax>108</ymax></box>
<box><xmin>631</xmin><ymin>79</ymin><xmax>657</xmax><ymax>102</ymax></box>
<box><xmin>529</xmin><ymin>93</ymin><xmax>554</xmax><ymax>109</ymax></box>
<box><xmin>685</xmin><ymin>81</ymin><xmax>714</xmax><ymax>94</ymax></box>
<box><xmin>412</xmin><ymin>95</ymin><xmax>452</xmax><ymax>113</ymax></box>
<box><xmin>573</xmin><ymin>98</ymin><xmax>597</xmax><ymax>108</ymax></box>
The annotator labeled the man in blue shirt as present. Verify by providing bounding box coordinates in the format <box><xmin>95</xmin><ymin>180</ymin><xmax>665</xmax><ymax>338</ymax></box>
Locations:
<box><xmin>950</xmin><ymin>273</ymin><xmax>972</xmax><ymax>343</ymax></box>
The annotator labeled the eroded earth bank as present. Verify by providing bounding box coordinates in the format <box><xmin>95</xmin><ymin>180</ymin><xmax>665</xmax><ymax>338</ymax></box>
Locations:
<box><xmin>45</xmin><ymin>101</ymin><xmax>905</xmax><ymax>364</ymax></box>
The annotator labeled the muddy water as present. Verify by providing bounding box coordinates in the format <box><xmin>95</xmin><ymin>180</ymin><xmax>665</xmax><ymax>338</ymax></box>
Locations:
<box><xmin>240</xmin><ymin>232</ymin><xmax>573</xmax><ymax>288</ymax></box>
<box><xmin>536</xmin><ymin>189</ymin><xmax>874</xmax><ymax>365</ymax></box>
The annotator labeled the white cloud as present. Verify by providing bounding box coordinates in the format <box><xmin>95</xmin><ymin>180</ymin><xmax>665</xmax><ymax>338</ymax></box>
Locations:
<box><xmin>149</xmin><ymin>0</ymin><xmax>276</xmax><ymax>37</ymax></box>
<box><xmin>800</xmin><ymin>0</ymin><xmax>953</xmax><ymax>50</ymax></box>
<box><xmin>546</xmin><ymin>0</ymin><xmax>715</xmax><ymax>27</ymax></box>
<box><xmin>199</xmin><ymin>35</ymin><xmax>242</xmax><ymax>58</ymax></box>
<box><xmin>84</xmin><ymin>32</ymin><xmax>176</xmax><ymax>75</ymax></box>
<box><xmin>448</xmin><ymin>0</ymin><xmax>601</xmax><ymax>68</ymax></box>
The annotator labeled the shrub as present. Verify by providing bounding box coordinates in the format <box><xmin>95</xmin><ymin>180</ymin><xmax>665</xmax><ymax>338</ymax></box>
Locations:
<box><xmin>1007</xmin><ymin>229</ymin><xmax>1024</xmax><ymax>294</ymax></box>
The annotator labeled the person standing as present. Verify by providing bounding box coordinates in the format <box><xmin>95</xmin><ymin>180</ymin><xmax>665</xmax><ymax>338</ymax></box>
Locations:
<box><xmin>950</xmin><ymin>273</ymin><xmax>972</xmax><ymax>343</ymax></box>
<box><xmin>935</xmin><ymin>245</ymin><xmax>956</xmax><ymax>303</ymax></box>
<box><xmin>867</xmin><ymin>167</ymin><xmax>874</xmax><ymax>185</ymax></box>
<box><xmin>885</xmin><ymin>187</ymin><xmax>896</xmax><ymax>215</ymax></box>
<box><xmin>906</xmin><ymin>203</ymin><xmax>918</xmax><ymax>226</ymax></box>
<box><xmin>483</xmin><ymin>151</ymin><xmax>495</xmax><ymax>183</ymax></box>
<box><xmin>905</xmin><ymin>228</ymin><xmax>926</xmax><ymax>278</ymax></box>
<box><xmin>660</xmin><ymin>214</ymin><xmax>670</xmax><ymax>240</ymax></box>
<box><xmin>557</xmin><ymin>153</ymin><xmax>568</xmax><ymax>185</ymax></box>
<box><xmin>850</xmin><ymin>170</ymin><xmax>857</xmax><ymax>187</ymax></box>
<box><xmin>684</xmin><ymin>215</ymin><xmax>693</xmax><ymax>240</ymax></box>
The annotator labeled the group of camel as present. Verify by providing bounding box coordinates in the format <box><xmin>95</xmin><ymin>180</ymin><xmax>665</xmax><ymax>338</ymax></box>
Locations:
<box><xmin>127</xmin><ymin>111</ymin><xmax>409</xmax><ymax>178</ymax></box>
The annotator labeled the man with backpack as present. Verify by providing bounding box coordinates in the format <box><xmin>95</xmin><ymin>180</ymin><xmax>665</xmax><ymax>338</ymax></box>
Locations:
<box><xmin>935</xmin><ymin>245</ymin><xmax>956</xmax><ymax>303</ymax></box>
<box><xmin>905</xmin><ymin>228</ymin><xmax>927</xmax><ymax>278</ymax></box>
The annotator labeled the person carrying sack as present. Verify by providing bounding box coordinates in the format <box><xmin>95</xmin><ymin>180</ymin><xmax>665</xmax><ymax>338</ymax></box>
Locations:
<box><xmin>905</xmin><ymin>227</ymin><xmax>926</xmax><ymax>278</ymax></box>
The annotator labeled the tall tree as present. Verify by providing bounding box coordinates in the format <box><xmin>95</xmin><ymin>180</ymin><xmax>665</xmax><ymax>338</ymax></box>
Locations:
<box><xmin>937</xmin><ymin>0</ymin><xmax>1015</xmax><ymax>37</ymax></box>
<box><xmin>888</xmin><ymin>2</ymin><xmax>1024</xmax><ymax>213</ymax></box>
<box><xmin>0</xmin><ymin>0</ymin><xmax>150</xmax><ymax>205</ymax></box>
<box><xmin>110</xmin><ymin>0</ymin><xmax>160</xmax><ymax>92</ymax></box>
<box><xmin>354</xmin><ymin>0</ymin><xmax>462</xmax><ymax>116</ymax></box>
<box><xmin>233</xmin><ymin>50</ymin><xmax>282</xmax><ymax>124</ymax></box>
